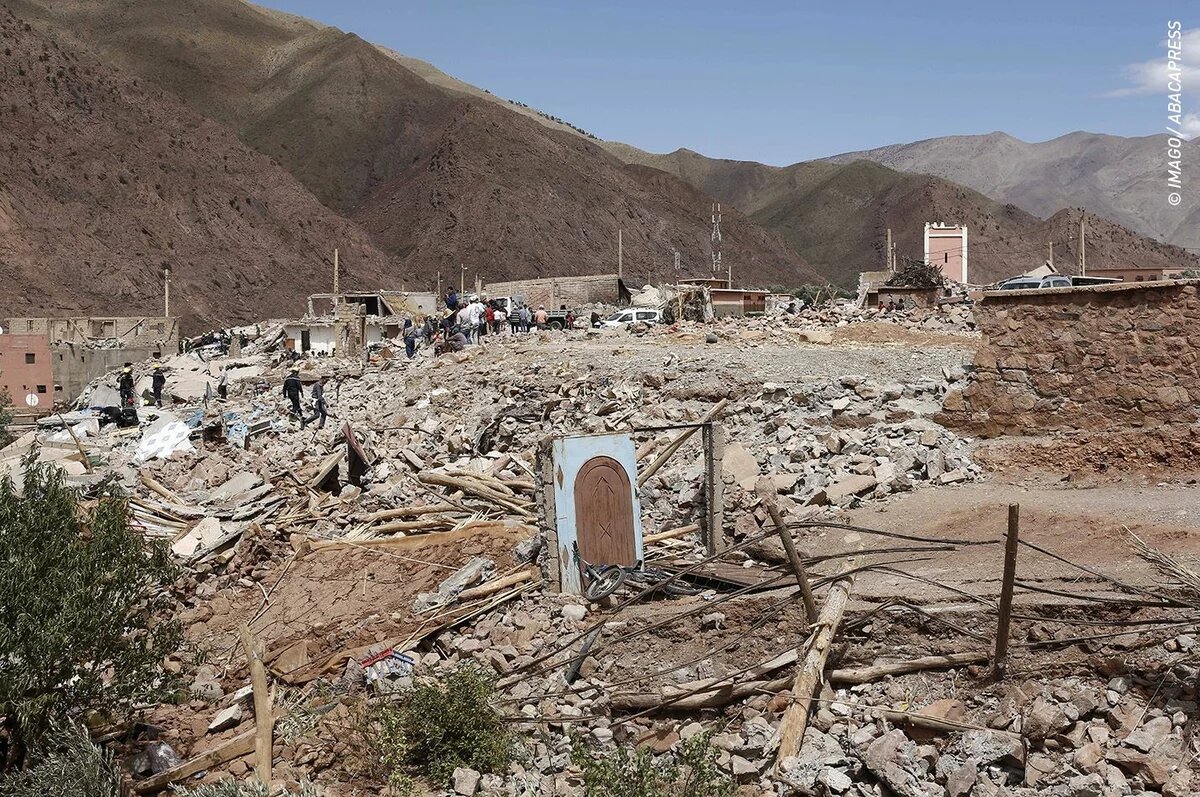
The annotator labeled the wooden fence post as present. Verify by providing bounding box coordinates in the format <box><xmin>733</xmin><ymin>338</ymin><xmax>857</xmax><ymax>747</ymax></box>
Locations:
<box><xmin>992</xmin><ymin>504</ymin><xmax>1020</xmax><ymax>679</ymax></box>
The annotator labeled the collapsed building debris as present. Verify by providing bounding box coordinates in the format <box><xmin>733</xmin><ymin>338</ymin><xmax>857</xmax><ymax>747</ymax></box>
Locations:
<box><xmin>2</xmin><ymin>293</ymin><xmax>1197</xmax><ymax>796</ymax></box>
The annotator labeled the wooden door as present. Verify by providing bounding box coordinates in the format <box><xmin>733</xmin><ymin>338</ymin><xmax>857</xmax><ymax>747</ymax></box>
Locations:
<box><xmin>574</xmin><ymin>455</ymin><xmax>636</xmax><ymax>568</ymax></box>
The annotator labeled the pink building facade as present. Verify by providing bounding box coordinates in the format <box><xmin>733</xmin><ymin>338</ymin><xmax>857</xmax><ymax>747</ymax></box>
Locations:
<box><xmin>924</xmin><ymin>223</ymin><xmax>969</xmax><ymax>284</ymax></box>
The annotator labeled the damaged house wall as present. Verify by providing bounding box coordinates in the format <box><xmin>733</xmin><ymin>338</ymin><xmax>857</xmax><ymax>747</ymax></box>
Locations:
<box><xmin>939</xmin><ymin>280</ymin><xmax>1200</xmax><ymax>437</ymax></box>
<box><xmin>5</xmin><ymin>316</ymin><xmax>179</xmax><ymax>403</ymax></box>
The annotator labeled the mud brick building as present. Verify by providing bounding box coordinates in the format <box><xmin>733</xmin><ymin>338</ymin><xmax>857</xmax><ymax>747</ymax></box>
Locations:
<box><xmin>939</xmin><ymin>280</ymin><xmax>1200</xmax><ymax>437</ymax></box>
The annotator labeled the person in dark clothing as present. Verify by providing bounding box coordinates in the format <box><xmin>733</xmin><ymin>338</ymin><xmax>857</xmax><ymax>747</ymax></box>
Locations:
<box><xmin>590</xmin><ymin>311</ymin><xmax>601</xmax><ymax>328</ymax></box>
<box><xmin>282</xmin><ymin>369</ymin><xmax>304</xmax><ymax>421</ymax></box>
<box><xmin>303</xmin><ymin>376</ymin><xmax>329</xmax><ymax>429</ymax></box>
<box><xmin>446</xmin><ymin>290</ymin><xmax>459</xmax><ymax>312</ymax></box>
<box><xmin>117</xmin><ymin>364</ymin><xmax>135</xmax><ymax>407</ymax></box>
<box><xmin>404</xmin><ymin>319</ymin><xmax>417</xmax><ymax>359</ymax></box>
<box><xmin>151</xmin><ymin>365</ymin><xmax>166</xmax><ymax>408</ymax></box>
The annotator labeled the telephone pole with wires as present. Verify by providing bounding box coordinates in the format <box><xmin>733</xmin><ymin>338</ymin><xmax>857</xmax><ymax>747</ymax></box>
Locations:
<box><xmin>1078</xmin><ymin>215</ymin><xmax>1087</xmax><ymax>276</ymax></box>
<box><xmin>710</xmin><ymin>203</ymin><xmax>723</xmax><ymax>281</ymax></box>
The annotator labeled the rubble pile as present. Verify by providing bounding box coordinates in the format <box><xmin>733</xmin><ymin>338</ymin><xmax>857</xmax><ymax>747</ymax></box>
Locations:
<box><xmin>4</xmin><ymin>317</ymin><xmax>1197</xmax><ymax>796</ymax></box>
<box><xmin>776</xmin><ymin>299</ymin><xmax>978</xmax><ymax>337</ymax></box>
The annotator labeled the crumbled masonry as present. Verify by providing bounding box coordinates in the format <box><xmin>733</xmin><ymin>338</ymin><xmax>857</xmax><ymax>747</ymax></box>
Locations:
<box><xmin>2</xmin><ymin>295</ymin><xmax>1197</xmax><ymax>797</ymax></box>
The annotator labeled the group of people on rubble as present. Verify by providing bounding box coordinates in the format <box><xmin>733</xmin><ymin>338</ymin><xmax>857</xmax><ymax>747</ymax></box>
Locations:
<box><xmin>282</xmin><ymin>369</ymin><xmax>330</xmax><ymax>429</ymax></box>
<box><xmin>390</xmin><ymin>289</ymin><xmax>573</xmax><ymax>358</ymax></box>
<box><xmin>116</xmin><ymin>362</ymin><xmax>168</xmax><ymax>409</ymax></box>
<box><xmin>876</xmin><ymin>297</ymin><xmax>908</xmax><ymax>313</ymax></box>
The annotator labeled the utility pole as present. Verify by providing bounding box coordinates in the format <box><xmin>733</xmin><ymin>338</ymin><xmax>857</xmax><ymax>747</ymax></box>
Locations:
<box><xmin>618</xmin><ymin>228</ymin><xmax>623</xmax><ymax>278</ymax></box>
<box><xmin>710</xmin><ymin>203</ymin><xmax>723</xmax><ymax>283</ymax></box>
<box><xmin>436</xmin><ymin>270</ymin><xmax>442</xmax><ymax>299</ymax></box>
<box><xmin>673</xmin><ymin>249</ymin><xmax>681</xmax><ymax>281</ymax></box>
<box><xmin>460</xmin><ymin>264</ymin><xmax>466</xmax><ymax>295</ymax></box>
<box><xmin>885</xmin><ymin>228</ymin><xmax>893</xmax><ymax>272</ymax></box>
<box><xmin>1079</xmin><ymin>215</ymin><xmax>1087</xmax><ymax>276</ymax></box>
<box><xmin>163</xmin><ymin>267</ymin><xmax>171</xmax><ymax>317</ymax></box>
<box><xmin>332</xmin><ymin>248</ymin><xmax>340</xmax><ymax>299</ymax></box>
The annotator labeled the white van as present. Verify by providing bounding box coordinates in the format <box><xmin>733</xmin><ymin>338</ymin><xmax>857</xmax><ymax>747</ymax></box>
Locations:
<box><xmin>600</xmin><ymin>308</ymin><xmax>662</xmax><ymax>327</ymax></box>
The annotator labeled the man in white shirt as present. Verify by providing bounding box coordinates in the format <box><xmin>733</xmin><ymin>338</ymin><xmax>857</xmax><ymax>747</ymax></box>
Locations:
<box><xmin>461</xmin><ymin>299</ymin><xmax>482</xmax><ymax>343</ymax></box>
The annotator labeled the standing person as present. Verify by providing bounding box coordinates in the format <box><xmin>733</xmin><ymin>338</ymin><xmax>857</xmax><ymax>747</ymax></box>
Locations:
<box><xmin>282</xmin><ymin>368</ymin><xmax>304</xmax><ymax>422</ymax></box>
<box><xmin>518</xmin><ymin>305</ymin><xmax>529</xmax><ymax>333</ymax></box>
<box><xmin>590</xmin><ymin>311</ymin><xmax>601</xmax><ymax>328</ymax></box>
<box><xmin>534</xmin><ymin>305</ymin><xmax>549</xmax><ymax>330</ymax></box>
<box><xmin>303</xmin><ymin>376</ymin><xmax>329</xmax><ymax>429</ymax></box>
<box><xmin>474</xmin><ymin>298</ymin><xmax>487</xmax><ymax>341</ymax></box>
<box><xmin>446</xmin><ymin>289</ymin><xmax>459</xmax><ymax>314</ymax></box>
<box><xmin>484</xmin><ymin>304</ymin><xmax>495</xmax><ymax>338</ymax></box>
<box><xmin>151</xmin><ymin>364</ymin><xmax>166</xmax><ymax>407</ymax></box>
<box><xmin>404</xmin><ymin>319</ymin><xmax>417</xmax><ymax>359</ymax></box>
<box><xmin>117</xmin><ymin>364</ymin><xmax>135</xmax><ymax>407</ymax></box>
<box><xmin>456</xmin><ymin>302</ymin><xmax>474</xmax><ymax>342</ymax></box>
<box><xmin>494</xmin><ymin>306</ymin><xmax>507</xmax><ymax>335</ymax></box>
<box><xmin>217</xmin><ymin>366</ymin><xmax>229</xmax><ymax>400</ymax></box>
<box><xmin>509</xmin><ymin>306</ymin><xmax>520</xmax><ymax>334</ymax></box>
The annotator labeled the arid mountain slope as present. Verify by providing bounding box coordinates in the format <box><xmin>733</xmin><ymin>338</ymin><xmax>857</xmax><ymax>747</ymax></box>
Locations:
<box><xmin>611</xmin><ymin>147</ymin><xmax>1198</xmax><ymax>286</ymax></box>
<box><xmin>825</xmin><ymin>131</ymin><xmax>1200</xmax><ymax>253</ymax></box>
<box><xmin>9</xmin><ymin>0</ymin><xmax>820</xmax><ymax>288</ymax></box>
<box><xmin>0</xmin><ymin>4</ymin><xmax>394</xmax><ymax>330</ymax></box>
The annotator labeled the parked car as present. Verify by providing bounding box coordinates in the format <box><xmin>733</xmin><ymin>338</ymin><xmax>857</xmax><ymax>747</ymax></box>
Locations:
<box><xmin>600</xmin><ymin>307</ymin><xmax>662</xmax><ymax>327</ymax></box>
<box><xmin>997</xmin><ymin>275</ymin><xmax>1072</xmax><ymax>290</ymax></box>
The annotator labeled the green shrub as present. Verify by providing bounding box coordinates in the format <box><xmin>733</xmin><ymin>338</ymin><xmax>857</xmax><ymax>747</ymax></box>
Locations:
<box><xmin>574</xmin><ymin>731</ymin><xmax>735</xmax><ymax>797</ymax></box>
<box><xmin>373</xmin><ymin>666</ymin><xmax>515</xmax><ymax>789</ymax></box>
<box><xmin>0</xmin><ymin>722</ymin><xmax>122</xmax><ymax>797</ymax></box>
<box><xmin>0</xmin><ymin>389</ymin><xmax>11</xmax><ymax>447</ymax></box>
<box><xmin>0</xmin><ymin>455</ymin><xmax>181</xmax><ymax>761</ymax></box>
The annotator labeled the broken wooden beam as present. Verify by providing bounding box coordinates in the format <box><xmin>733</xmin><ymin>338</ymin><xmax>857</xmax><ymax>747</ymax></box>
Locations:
<box><xmin>367</xmin><ymin>503</ymin><xmax>459</xmax><ymax>522</ymax></box>
<box><xmin>643</xmin><ymin>524</ymin><xmax>701</xmax><ymax>545</ymax></box>
<box><xmin>756</xmin><ymin>479</ymin><xmax>817</xmax><ymax>621</ymax></box>
<box><xmin>773</xmin><ymin>564</ymin><xmax>855</xmax><ymax>775</ymax></box>
<box><xmin>830</xmin><ymin>652</ymin><xmax>988</xmax><ymax>684</ymax></box>
<box><xmin>240</xmin><ymin>626</ymin><xmax>273</xmax><ymax>785</ymax></box>
<box><xmin>132</xmin><ymin>731</ymin><xmax>255</xmax><ymax>793</ymax></box>
<box><xmin>637</xmin><ymin>398</ymin><xmax>729</xmax><ymax>488</ymax></box>
<box><xmin>457</xmin><ymin>567</ymin><xmax>539</xmax><ymax>602</ymax></box>
<box><xmin>417</xmin><ymin>471</ymin><xmax>535</xmax><ymax>517</ymax></box>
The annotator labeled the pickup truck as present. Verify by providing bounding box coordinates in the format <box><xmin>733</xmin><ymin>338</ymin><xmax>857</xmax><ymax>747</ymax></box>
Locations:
<box><xmin>487</xmin><ymin>296</ymin><xmax>573</xmax><ymax>329</ymax></box>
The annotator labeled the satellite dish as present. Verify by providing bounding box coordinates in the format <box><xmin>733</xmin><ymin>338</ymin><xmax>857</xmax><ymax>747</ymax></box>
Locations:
<box><xmin>25</xmin><ymin>393</ymin><xmax>39</xmax><ymax>407</ymax></box>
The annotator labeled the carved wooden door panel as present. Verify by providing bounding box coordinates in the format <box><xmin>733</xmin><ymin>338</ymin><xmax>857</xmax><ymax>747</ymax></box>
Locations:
<box><xmin>574</xmin><ymin>455</ymin><xmax>636</xmax><ymax>567</ymax></box>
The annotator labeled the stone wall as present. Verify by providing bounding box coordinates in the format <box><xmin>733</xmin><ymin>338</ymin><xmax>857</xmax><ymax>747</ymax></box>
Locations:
<box><xmin>939</xmin><ymin>281</ymin><xmax>1200</xmax><ymax>437</ymax></box>
<box><xmin>482</xmin><ymin>274</ymin><xmax>625</xmax><ymax>308</ymax></box>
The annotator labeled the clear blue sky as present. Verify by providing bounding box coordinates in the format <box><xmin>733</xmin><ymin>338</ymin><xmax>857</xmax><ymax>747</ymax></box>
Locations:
<box><xmin>257</xmin><ymin>0</ymin><xmax>1193</xmax><ymax>165</ymax></box>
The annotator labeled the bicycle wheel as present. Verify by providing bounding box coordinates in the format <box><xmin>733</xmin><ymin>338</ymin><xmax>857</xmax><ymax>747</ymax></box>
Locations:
<box><xmin>585</xmin><ymin>566</ymin><xmax>626</xmax><ymax>601</ymax></box>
